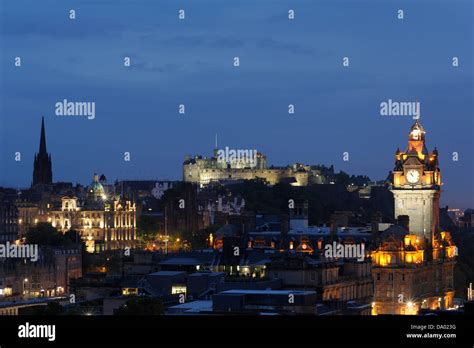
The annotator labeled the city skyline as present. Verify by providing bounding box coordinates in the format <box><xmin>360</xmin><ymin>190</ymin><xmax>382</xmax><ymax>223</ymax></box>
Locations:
<box><xmin>0</xmin><ymin>2</ymin><xmax>473</xmax><ymax>342</ymax></box>
<box><xmin>2</xmin><ymin>115</ymin><xmax>473</xmax><ymax>210</ymax></box>
<box><xmin>1</xmin><ymin>0</ymin><xmax>472</xmax><ymax>210</ymax></box>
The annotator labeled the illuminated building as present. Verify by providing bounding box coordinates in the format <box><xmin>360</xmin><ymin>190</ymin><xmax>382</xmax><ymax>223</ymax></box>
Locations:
<box><xmin>183</xmin><ymin>148</ymin><xmax>333</xmax><ymax>187</ymax></box>
<box><xmin>14</xmin><ymin>119</ymin><xmax>136</xmax><ymax>252</ymax></box>
<box><xmin>0</xmin><ymin>246</ymin><xmax>82</xmax><ymax>302</ymax></box>
<box><xmin>47</xmin><ymin>174</ymin><xmax>137</xmax><ymax>252</ymax></box>
<box><xmin>371</xmin><ymin>120</ymin><xmax>456</xmax><ymax>315</ymax></box>
<box><xmin>392</xmin><ymin>120</ymin><xmax>442</xmax><ymax>242</ymax></box>
<box><xmin>266</xmin><ymin>254</ymin><xmax>373</xmax><ymax>313</ymax></box>
<box><xmin>16</xmin><ymin>181</ymin><xmax>137</xmax><ymax>253</ymax></box>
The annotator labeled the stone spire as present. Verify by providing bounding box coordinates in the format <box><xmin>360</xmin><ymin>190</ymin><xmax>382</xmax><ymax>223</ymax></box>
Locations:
<box><xmin>32</xmin><ymin>117</ymin><xmax>53</xmax><ymax>186</ymax></box>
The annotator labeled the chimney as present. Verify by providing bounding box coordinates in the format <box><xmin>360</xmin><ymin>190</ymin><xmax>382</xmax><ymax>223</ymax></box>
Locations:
<box><xmin>371</xmin><ymin>212</ymin><xmax>382</xmax><ymax>245</ymax></box>
<box><xmin>330</xmin><ymin>215</ymin><xmax>337</xmax><ymax>242</ymax></box>
<box><xmin>397</xmin><ymin>215</ymin><xmax>410</xmax><ymax>232</ymax></box>
<box><xmin>280</xmin><ymin>213</ymin><xmax>289</xmax><ymax>236</ymax></box>
<box><xmin>280</xmin><ymin>213</ymin><xmax>289</xmax><ymax>250</ymax></box>
<box><xmin>289</xmin><ymin>200</ymin><xmax>308</xmax><ymax>229</ymax></box>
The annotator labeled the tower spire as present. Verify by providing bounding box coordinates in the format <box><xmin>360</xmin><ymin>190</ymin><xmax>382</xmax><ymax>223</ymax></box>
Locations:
<box><xmin>32</xmin><ymin>116</ymin><xmax>53</xmax><ymax>187</ymax></box>
<box><xmin>408</xmin><ymin>119</ymin><xmax>427</xmax><ymax>155</ymax></box>
<box><xmin>39</xmin><ymin>116</ymin><xmax>47</xmax><ymax>154</ymax></box>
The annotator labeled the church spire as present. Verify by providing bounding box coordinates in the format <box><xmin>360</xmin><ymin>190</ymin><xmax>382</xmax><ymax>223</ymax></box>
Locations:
<box><xmin>32</xmin><ymin>117</ymin><xmax>53</xmax><ymax>187</ymax></box>
<box><xmin>39</xmin><ymin>116</ymin><xmax>47</xmax><ymax>154</ymax></box>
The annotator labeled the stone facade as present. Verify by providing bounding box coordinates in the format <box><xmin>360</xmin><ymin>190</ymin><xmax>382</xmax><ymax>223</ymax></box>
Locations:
<box><xmin>16</xmin><ymin>175</ymin><xmax>137</xmax><ymax>253</ymax></box>
<box><xmin>392</xmin><ymin>120</ymin><xmax>441</xmax><ymax>242</ymax></box>
<box><xmin>47</xmin><ymin>191</ymin><xmax>137</xmax><ymax>252</ymax></box>
<box><xmin>267</xmin><ymin>255</ymin><xmax>373</xmax><ymax>304</ymax></box>
<box><xmin>183</xmin><ymin>150</ymin><xmax>333</xmax><ymax>187</ymax></box>
<box><xmin>371</xmin><ymin>120</ymin><xmax>457</xmax><ymax>315</ymax></box>
<box><xmin>0</xmin><ymin>246</ymin><xmax>82</xmax><ymax>301</ymax></box>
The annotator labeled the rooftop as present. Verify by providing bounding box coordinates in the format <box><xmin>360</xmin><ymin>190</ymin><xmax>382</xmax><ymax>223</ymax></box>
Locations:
<box><xmin>159</xmin><ymin>258</ymin><xmax>203</xmax><ymax>266</ymax></box>
<box><xmin>289</xmin><ymin>226</ymin><xmax>372</xmax><ymax>235</ymax></box>
<box><xmin>219</xmin><ymin>289</ymin><xmax>316</xmax><ymax>296</ymax></box>
<box><xmin>167</xmin><ymin>300</ymin><xmax>213</xmax><ymax>314</ymax></box>
<box><xmin>147</xmin><ymin>271</ymin><xmax>186</xmax><ymax>277</ymax></box>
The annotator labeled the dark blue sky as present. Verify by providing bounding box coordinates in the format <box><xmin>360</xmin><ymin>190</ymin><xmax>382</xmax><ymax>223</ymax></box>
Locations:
<box><xmin>0</xmin><ymin>0</ymin><xmax>473</xmax><ymax>209</ymax></box>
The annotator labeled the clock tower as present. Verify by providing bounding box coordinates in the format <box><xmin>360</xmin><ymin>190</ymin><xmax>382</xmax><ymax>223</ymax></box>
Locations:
<box><xmin>391</xmin><ymin>120</ymin><xmax>441</xmax><ymax>245</ymax></box>
<box><xmin>371</xmin><ymin>120</ymin><xmax>456</xmax><ymax>315</ymax></box>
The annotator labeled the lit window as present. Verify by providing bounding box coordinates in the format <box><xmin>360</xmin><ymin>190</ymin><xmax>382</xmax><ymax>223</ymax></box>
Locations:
<box><xmin>171</xmin><ymin>285</ymin><xmax>186</xmax><ymax>295</ymax></box>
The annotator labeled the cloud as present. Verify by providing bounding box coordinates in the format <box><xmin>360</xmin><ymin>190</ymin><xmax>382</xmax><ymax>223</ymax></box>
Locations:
<box><xmin>160</xmin><ymin>35</ymin><xmax>207</xmax><ymax>47</ymax></box>
<box><xmin>1</xmin><ymin>16</ymin><xmax>129</xmax><ymax>39</ymax></box>
<box><xmin>210</xmin><ymin>37</ymin><xmax>245</xmax><ymax>48</ymax></box>
<box><xmin>254</xmin><ymin>38</ymin><xmax>313</xmax><ymax>55</ymax></box>
<box><xmin>131</xmin><ymin>61</ymin><xmax>184</xmax><ymax>74</ymax></box>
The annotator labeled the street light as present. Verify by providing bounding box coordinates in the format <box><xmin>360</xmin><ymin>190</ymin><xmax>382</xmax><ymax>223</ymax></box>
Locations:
<box><xmin>23</xmin><ymin>278</ymin><xmax>28</xmax><ymax>299</ymax></box>
<box><xmin>164</xmin><ymin>206</ymin><xmax>168</xmax><ymax>254</ymax></box>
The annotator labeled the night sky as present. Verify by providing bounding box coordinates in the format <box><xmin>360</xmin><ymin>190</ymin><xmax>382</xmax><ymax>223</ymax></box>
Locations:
<box><xmin>0</xmin><ymin>0</ymin><xmax>472</xmax><ymax>209</ymax></box>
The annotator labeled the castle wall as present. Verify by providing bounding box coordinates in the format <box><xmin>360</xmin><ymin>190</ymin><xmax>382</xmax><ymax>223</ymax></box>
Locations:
<box><xmin>183</xmin><ymin>162</ymin><xmax>324</xmax><ymax>186</ymax></box>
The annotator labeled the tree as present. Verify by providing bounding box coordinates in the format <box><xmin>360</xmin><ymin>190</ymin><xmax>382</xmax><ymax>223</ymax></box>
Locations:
<box><xmin>137</xmin><ymin>215</ymin><xmax>160</xmax><ymax>243</ymax></box>
<box><xmin>25</xmin><ymin>223</ymin><xmax>84</xmax><ymax>247</ymax></box>
<box><xmin>25</xmin><ymin>223</ymin><xmax>64</xmax><ymax>246</ymax></box>
<box><xmin>182</xmin><ymin>225</ymin><xmax>218</xmax><ymax>249</ymax></box>
<box><xmin>334</xmin><ymin>171</ymin><xmax>351</xmax><ymax>186</ymax></box>
<box><xmin>64</xmin><ymin>229</ymin><xmax>82</xmax><ymax>244</ymax></box>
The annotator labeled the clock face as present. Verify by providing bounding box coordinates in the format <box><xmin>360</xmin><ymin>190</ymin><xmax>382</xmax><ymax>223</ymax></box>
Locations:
<box><xmin>406</xmin><ymin>169</ymin><xmax>420</xmax><ymax>184</ymax></box>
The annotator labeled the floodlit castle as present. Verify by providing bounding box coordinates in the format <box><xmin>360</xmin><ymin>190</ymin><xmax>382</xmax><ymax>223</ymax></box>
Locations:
<box><xmin>371</xmin><ymin>120</ymin><xmax>457</xmax><ymax>315</ymax></box>
<box><xmin>183</xmin><ymin>147</ymin><xmax>334</xmax><ymax>187</ymax></box>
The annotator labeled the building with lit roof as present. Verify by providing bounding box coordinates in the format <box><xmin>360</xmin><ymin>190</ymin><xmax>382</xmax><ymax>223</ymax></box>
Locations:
<box><xmin>183</xmin><ymin>148</ymin><xmax>334</xmax><ymax>187</ymax></box>
<box><xmin>46</xmin><ymin>174</ymin><xmax>137</xmax><ymax>252</ymax></box>
<box><xmin>371</xmin><ymin>120</ymin><xmax>457</xmax><ymax>315</ymax></box>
